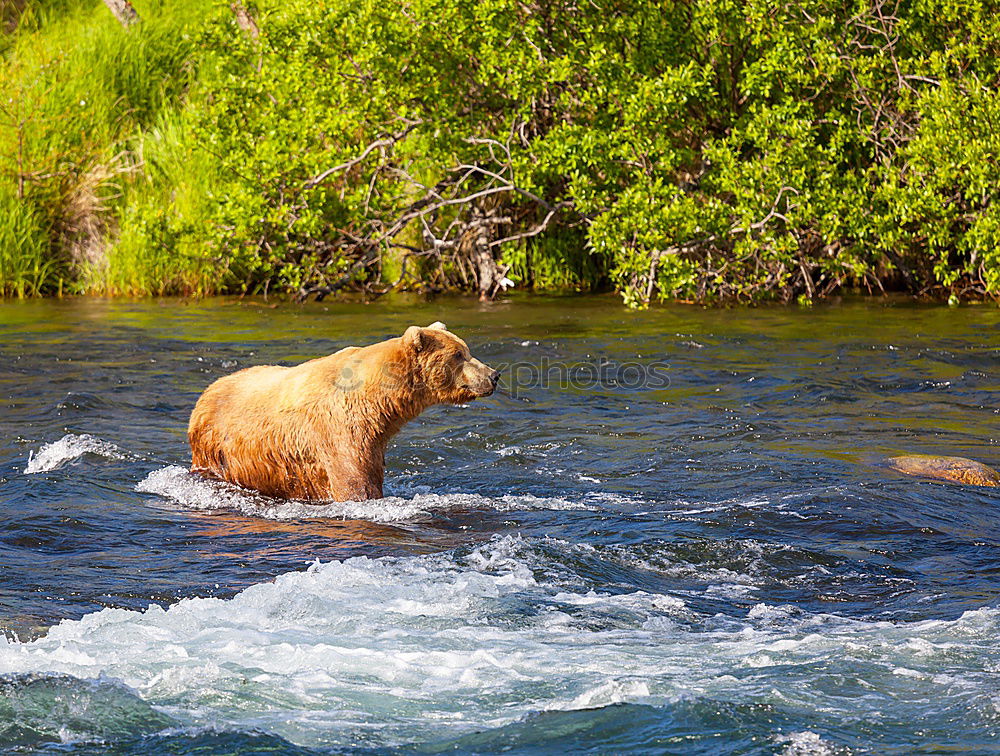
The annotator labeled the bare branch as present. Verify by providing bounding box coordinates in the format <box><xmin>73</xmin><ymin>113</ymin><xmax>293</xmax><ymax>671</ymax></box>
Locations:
<box><xmin>453</xmin><ymin>164</ymin><xmax>557</xmax><ymax>211</ymax></box>
<box><xmin>101</xmin><ymin>0</ymin><xmax>139</xmax><ymax>26</ymax></box>
<box><xmin>304</xmin><ymin>121</ymin><xmax>420</xmax><ymax>189</ymax></box>
<box><xmin>488</xmin><ymin>203</ymin><xmax>569</xmax><ymax>248</ymax></box>
<box><xmin>230</xmin><ymin>2</ymin><xmax>259</xmax><ymax>38</ymax></box>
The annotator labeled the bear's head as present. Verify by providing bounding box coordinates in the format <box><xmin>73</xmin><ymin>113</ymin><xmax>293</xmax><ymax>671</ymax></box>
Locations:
<box><xmin>402</xmin><ymin>322</ymin><xmax>499</xmax><ymax>404</ymax></box>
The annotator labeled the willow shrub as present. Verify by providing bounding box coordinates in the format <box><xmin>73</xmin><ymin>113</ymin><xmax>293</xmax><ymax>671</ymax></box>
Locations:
<box><xmin>163</xmin><ymin>0</ymin><xmax>1000</xmax><ymax>303</ymax></box>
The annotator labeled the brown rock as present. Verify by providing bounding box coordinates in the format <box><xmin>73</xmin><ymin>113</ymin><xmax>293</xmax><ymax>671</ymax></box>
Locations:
<box><xmin>886</xmin><ymin>455</ymin><xmax>1000</xmax><ymax>487</ymax></box>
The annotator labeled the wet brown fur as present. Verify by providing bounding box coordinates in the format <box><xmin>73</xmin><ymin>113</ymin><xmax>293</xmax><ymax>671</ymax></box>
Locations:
<box><xmin>188</xmin><ymin>323</ymin><xmax>498</xmax><ymax>501</ymax></box>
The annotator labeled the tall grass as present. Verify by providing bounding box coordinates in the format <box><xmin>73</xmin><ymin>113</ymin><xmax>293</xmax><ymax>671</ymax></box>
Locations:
<box><xmin>85</xmin><ymin>108</ymin><xmax>222</xmax><ymax>296</ymax></box>
<box><xmin>0</xmin><ymin>184</ymin><xmax>57</xmax><ymax>296</ymax></box>
<box><xmin>0</xmin><ymin>0</ymin><xmax>213</xmax><ymax>296</ymax></box>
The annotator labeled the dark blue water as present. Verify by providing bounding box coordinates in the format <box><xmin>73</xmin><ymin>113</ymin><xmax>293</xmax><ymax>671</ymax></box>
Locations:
<box><xmin>0</xmin><ymin>295</ymin><xmax>998</xmax><ymax>754</ymax></box>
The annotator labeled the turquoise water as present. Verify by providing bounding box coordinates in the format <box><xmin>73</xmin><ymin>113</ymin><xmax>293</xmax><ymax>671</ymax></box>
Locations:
<box><xmin>0</xmin><ymin>295</ymin><xmax>998</xmax><ymax>754</ymax></box>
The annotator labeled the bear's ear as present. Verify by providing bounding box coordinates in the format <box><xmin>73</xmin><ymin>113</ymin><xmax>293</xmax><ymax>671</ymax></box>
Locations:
<box><xmin>403</xmin><ymin>325</ymin><xmax>425</xmax><ymax>352</ymax></box>
<box><xmin>427</xmin><ymin>321</ymin><xmax>447</xmax><ymax>331</ymax></box>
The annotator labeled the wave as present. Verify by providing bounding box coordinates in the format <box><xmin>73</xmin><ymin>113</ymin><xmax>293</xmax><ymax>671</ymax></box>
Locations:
<box><xmin>136</xmin><ymin>465</ymin><xmax>596</xmax><ymax>523</ymax></box>
<box><xmin>0</xmin><ymin>536</ymin><xmax>997</xmax><ymax>750</ymax></box>
<box><xmin>22</xmin><ymin>433</ymin><xmax>598</xmax><ymax>523</ymax></box>
<box><xmin>0</xmin><ymin>674</ymin><xmax>175</xmax><ymax>748</ymax></box>
<box><xmin>23</xmin><ymin>433</ymin><xmax>130</xmax><ymax>474</ymax></box>
<box><xmin>775</xmin><ymin>730</ymin><xmax>846</xmax><ymax>756</ymax></box>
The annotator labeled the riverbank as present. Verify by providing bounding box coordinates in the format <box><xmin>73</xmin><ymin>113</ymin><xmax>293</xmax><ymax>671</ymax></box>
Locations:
<box><xmin>2</xmin><ymin>0</ymin><xmax>1000</xmax><ymax>306</ymax></box>
<box><xmin>1</xmin><ymin>289</ymin><xmax>998</xmax><ymax>318</ymax></box>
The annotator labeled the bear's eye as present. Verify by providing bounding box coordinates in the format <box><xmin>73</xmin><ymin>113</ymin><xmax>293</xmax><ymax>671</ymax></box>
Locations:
<box><xmin>450</xmin><ymin>351</ymin><xmax>464</xmax><ymax>362</ymax></box>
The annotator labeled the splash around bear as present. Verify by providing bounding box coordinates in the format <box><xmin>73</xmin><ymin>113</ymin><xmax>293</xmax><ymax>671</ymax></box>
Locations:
<box><xmin>188</xmin><ymin>322</ymin><xmax>499</xmax><ymax>501</ymax></box>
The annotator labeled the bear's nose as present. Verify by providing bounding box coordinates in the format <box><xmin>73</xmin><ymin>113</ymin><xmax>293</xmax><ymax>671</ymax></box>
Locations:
<box><xmin>489</xmin><ymin>369</ymin><xmax>500</xmax><ymax>386</ymax></box>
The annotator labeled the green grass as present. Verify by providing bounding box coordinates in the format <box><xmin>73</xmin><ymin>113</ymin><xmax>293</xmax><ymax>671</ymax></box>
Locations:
<box><xmin>0</xmin><ymin>0</ymin><xmax>214</xmax><ymax>296</ymax></box>
<box><xmin>81</xmin><ymin>106</ymin><xmax>222</xmax><ymax>296</ymax></box>
<box><xmin>0</xmin><ymin>183</ymin><xmax>56</xmax><ymax>296</ymax></box>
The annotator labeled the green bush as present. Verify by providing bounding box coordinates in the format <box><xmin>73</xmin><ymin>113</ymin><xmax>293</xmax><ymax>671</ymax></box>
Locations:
<box><xmin>1</xmin><ymin>0</ymin><xmax>999</xmax><ymax>304</ymax></box>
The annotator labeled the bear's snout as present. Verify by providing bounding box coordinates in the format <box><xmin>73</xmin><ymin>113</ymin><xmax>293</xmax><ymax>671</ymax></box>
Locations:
<box><xmin>479</xmin><ymin>366</ymin><xmax>501</xmax><ymax>396</ymax></box>
<box><xmin>460</xmin><ymin>359</ymin><xmax>499</xmax><ymax>397</ymax></box>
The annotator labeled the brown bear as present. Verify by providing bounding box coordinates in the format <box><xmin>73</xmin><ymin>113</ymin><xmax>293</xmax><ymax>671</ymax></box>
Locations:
<box><xmin>887</xmin><ymin>454</ymin><xmax>999</xmax><ymax>487</ymax></box>
<box><xmin>188</xmin><ymin>322</ymin><xmax>499</xmax><ymax>501</ymax></box>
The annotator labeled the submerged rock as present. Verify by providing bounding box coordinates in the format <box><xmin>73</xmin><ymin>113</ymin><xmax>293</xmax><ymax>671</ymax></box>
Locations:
<box><xmin>887</xmin><ymin>455</ymin><xmax>1000</xmax><ymax>487</ymax></box>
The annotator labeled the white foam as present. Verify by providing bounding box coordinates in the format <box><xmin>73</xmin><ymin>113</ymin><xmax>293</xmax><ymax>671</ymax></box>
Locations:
<box><xmin>1</xmin><ymin>537</ymin><xmax>998</xmax><ymax>749</ymax></box>
<box><xmin>137</xmin><ymin>466</ymin><xmax>595</xmax><ymax>523</ymax></box>
<box><xmin>574</xmin><ymin>539</ymin><xmax>764</xmax><ymax>594</ymax></box>
<box><xmin>548</xmin><ymin>679</ymin><xmax>652</xmax><ymax>711</ymax></box>
<box><xmin>24</xmin><ymin>434</ymin><xmax>128</xmax><ymax>474</ymax></box>
<box><xmin>775</xmin><ymin>730</ymin><xmax>843</xmax><ymax>755</ymax></box>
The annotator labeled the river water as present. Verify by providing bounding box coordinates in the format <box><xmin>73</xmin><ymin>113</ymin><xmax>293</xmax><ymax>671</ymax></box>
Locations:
<box><xmin>0</xmin><ymin>295</ymin><xmax>998</xmax><ymax>754</ymax></box>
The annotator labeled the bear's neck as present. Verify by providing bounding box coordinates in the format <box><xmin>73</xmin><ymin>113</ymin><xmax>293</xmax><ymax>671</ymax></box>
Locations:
<box><xmin>346</xmin><ymin>350</ymin><xmax>433</xmax><ymax>448</ymax></box>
